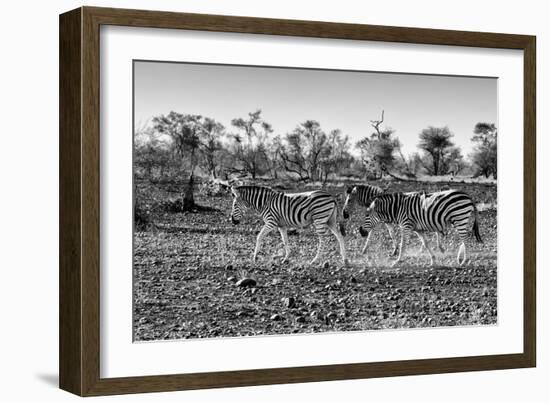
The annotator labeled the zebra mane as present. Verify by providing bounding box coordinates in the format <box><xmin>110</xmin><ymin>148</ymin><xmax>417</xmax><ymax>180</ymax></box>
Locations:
<box><xmin>233</xmin><ymin>185</ymin><xmax>278</xmax><ymax>211</ymax></box>
<box><xmin>348</xmin><ymin>184</ymin><xmax>385</xmax><ymax>207</ymax></box>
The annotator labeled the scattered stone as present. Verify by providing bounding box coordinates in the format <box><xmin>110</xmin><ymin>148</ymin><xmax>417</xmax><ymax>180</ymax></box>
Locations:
<box><xmin>227</xmin><ymin>276</ymin><xmax>237</xmax><ymax>283</ymax></box>
<box><xmin>282</xmin><ymin>297</ymin><xmax>296</xmax><ymax>309</ymax></box>
<box><xmin>270</xmin><ymin>314</ymin><xmax>282</xmax><ymax>321</ymax></box>
<box><xmin>296</xmin><ymin>316</ymin><xmax>306</xmax><ymax>323</ymax></box>
<box><xmin>236</xmin><ymin>278</ymin><xmax>257</xmax><ymax>288</ymax></box>
<box><xmin>350</xmin><ymin>276</ymin><xmax>358</xmax><ymax>284</ymax></box>
<box><xmin>323</xmin><ymin>262</ymin><xmax>330</xmax><ymax>269</ymax></box>
<box><xmin>225</xmin><ymin>264</ymin><xmax>234</xmax><ymax>271</ymax></box>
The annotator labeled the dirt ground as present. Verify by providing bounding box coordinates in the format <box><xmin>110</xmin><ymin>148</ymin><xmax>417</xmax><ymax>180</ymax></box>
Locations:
<box><xmin>133</xmin><ymin>179</ymin><xmax>497</xmax><ymax>341</ymax></box>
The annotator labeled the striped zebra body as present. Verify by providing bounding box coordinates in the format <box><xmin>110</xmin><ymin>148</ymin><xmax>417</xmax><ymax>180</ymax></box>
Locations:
<box><xmin>342</xmin><ymin>184</ymin><xmax>400</xmax><ymax>256</ymax></box>
<box><xmin>230</xmin><ymin>185</ymin><xmax>347</xmax><ymax>265</ymax></box>
<box><xmin>360</xmin><ymin>189</ymin><xmax>482</xmax><ymax>266</ymax></box>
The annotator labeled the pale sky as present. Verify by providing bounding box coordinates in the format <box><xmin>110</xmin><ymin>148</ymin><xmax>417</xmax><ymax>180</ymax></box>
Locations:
<box><xmin>134</xmin><ymin>60</ymin><xmax>497</xmax><ymax>156</ymax></box>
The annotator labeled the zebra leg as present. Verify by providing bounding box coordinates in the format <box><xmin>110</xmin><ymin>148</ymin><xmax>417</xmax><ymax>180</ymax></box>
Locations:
<box><xmin>390</xmin><ymin>228</ymin><xmax>406</xmax><ymax>268</ymax></box>
<box><xmin>457</xmin><ymin>242</ymin><xmax>466</xmax><ymax>265</ymax></box>
<box><xmin>414</xmin><ymin>231</ymin><xmax>435</xmax><ymax>266</ymax></box>
<box><xmin>310</xmin><ymin>224</ymin><xmax>330</xmax><ymax>265</ymax></box>
<box><xmin>386</xmin><ymin>224</ymin><xmax>398</xmax><ymax>257</ymax></box>
<box><xmin>361</xmin><ymin>230</ymin><xmax>373</xmax><ymax>255</ymax></box>
<box><xmin>253</xmin><ymin>225</ymin><xmax>274</xmax><ymax>263</ymax></box>
<box><xmin>414</xmin><ymin>231</ymin><xmax>425</xmax><ymax>256</ymax></box>
<box><xmin>454</xmin><ymin>222</ymin><xmax>470</xmax><ymax>266</ymax></box>
<box><xmin>436</xmin><ymin>232</ymin><xmax>445</xmax><ymax>253</ymax></box>
<box><xmin>278</xmin><ymin>228</ymin><xmax>290</xmax><ymax>263</ymax></box>
<box><xmin>328</xmin><ymin>223</ymin><xmax>348</xmax><ymax>265</ymax></box>
<box><xmin>310</xmin><ymin>236</ymin><xmax>324</xmax><ymax>265</ymax></box>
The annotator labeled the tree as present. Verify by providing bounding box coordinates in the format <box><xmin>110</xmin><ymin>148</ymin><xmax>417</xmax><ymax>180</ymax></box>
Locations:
<box><xmin>319</xmin><ymin>129</ymin><xmax>353</xmax><ymax>183</ymax></box>
<box><xmin>417</xmin><ymin>126</ymin><xmax>455</xmax><ymax>176</ymax></box>
<box><xmin>198</xmin><ymin>117</ymin><xmax>225</xmax><ymax>178</ymax></box>
<box><xmin>355</xmin><ymin>111</ymin><xmax>401</xmax><ymax>179</ymax></box>
<box><xmin>470</xmin><ymin>122</ymin><xmax>497</xmax><ymax>178</ymax></box>
<box><xmin>230</xmin><ymin>110</ymin><xmax>272</xmax><ymax>179</ymax></box>
<box><xmin>134</xmin><ymin>127</ymin><xmax>172</xmax><ymax>180</ymax></box>
<box><xmin>442</xmin><ymin>146</ymin><xmax>466</xmax><ymax>176</ymax></box>
<box><xmin>152</xmin><ymin>112</ymin><xmax>205</xmax><ymax>210</ymax></box>
<box><xmin>278</xmin><ymin>120</ymin><xmax>329</xmax><ymax>182</ymax></box>
<box><xmin>265</xmin><ymin>134</ymin><xmax>285</xmax><ymax>180</ymax></box>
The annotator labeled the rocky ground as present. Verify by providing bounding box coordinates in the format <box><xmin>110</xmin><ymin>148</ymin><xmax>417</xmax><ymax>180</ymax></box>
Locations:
<box><xmin>133</xmin><ymin>179</ymin><xmax>497</xmax><ymax>341</ymax></box>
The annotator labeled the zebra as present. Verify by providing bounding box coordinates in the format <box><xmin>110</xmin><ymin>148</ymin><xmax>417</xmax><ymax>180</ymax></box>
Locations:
<box><xmin>230</xmin><ymin>185</ymin><xmax>348</xmax><ymax>265</ymax></box>
<box><xmin>342</xmin><ymin>184</ymin><xmax>400</xmax><ymax>256</ymax></box>
<box><xmin>343</xmin><ymin>185</ymin><xmax>448</xmax><ymax>257</ymax></box>
<box><xmin>359</xmin><ymin>189</ymin><xmax>483</xmax><ymax>267</ymax></box>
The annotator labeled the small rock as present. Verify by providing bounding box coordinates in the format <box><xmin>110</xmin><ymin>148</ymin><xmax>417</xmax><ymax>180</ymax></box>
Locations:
<box><xmin>270</xmin><ymin>314</ymin><xmax>282</xmax><ymax>321</ymax></box>
<box><xmin>225</xmin><ymin>264</ymin><xmax>234</xmax><ymax>271</ymax></box>
<box><xmin>323</xmin><ymin>262</ymin><xmax>330</xmax><ymax>269</ymax></box>
<box><xmin>350</xmin><ymin>276</ymin><xmax>358</xmax><ymax>284</ymax></box>
<box><xmin>227</xmin><ymin>276</ymin><xmax>237</xmax><ymax>283</ymax></box>
<box><xmin>236</xmin><ymin>278</ymin><xmax>257</xmax><ymax>288</ymax></box>
<box><xmin>282</xmin><ymin>297</ymin><xmax>296</xmax><ymax>308</ymax></box>
<box><xmin>296</xmin><ymin>316</ymin><xmax>306</xmax><ymax>323</ymax></box>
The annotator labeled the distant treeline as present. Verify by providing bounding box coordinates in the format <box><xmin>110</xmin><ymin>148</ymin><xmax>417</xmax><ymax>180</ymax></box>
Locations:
<box><xmin>135</xmin><ymin>109</ymin><xmax>497</xmax><ymax>185</ymax></box>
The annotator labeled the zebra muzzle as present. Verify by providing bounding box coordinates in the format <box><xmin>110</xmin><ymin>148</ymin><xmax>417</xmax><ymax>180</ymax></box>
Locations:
<box><xmin>359</xmin><ymin>226</ymin><xmax>369</xmax><ymax>237</ymax></box>
<box><xmin>231</xmin><ymin>217</ymin><xmax>240</xmax><ymax>225</ymax></box>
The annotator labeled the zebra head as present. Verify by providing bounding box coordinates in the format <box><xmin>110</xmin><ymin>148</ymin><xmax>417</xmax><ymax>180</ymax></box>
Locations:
<box><xmin>230</xmin><ymin>186</ymin><xmax>248</xmax><ymax>225</ymax></box>
<box><xmin>342</xmin><ymin>186</ymin><xmax>358</xmax><ymax>219</ymax></box>
<box><xmin>359</xmin><ymin>202</ymin><xmax>381</xmax><ymax>238</ymax></box>
<box><xmin>343</xmin><ymin>184</ymin><xmax>386</xmax><ymax>219</ymax></box>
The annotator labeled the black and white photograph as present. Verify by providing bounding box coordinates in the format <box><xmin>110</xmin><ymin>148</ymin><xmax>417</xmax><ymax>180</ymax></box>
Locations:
<box><xmin>132</xmin><ymin>61</ymin><xmax>498</xmax><ymax>342</ymax></box>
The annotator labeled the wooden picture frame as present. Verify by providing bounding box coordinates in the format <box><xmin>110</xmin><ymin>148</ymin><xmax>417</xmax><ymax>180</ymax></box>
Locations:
<box><xmin>59</xmin><ymin>6</ymin><xmax>536</xmax><ymax>396</ymax></box>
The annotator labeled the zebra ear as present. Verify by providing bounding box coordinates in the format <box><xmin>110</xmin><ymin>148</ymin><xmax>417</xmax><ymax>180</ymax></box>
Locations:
<box><xmin>346</xmin><ymin>186</ymin><xmax>357</xmax><ymax>195</ymax></box>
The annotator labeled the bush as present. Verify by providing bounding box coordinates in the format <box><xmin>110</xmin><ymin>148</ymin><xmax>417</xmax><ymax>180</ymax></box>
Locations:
<box><xmin>134</xmin><ymin>200</ymin><xmax>151</xmax><ymax>230</ymax></box>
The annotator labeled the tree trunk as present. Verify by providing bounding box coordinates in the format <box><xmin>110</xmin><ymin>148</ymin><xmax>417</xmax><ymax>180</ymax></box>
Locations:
<box><xmin>433</xmin><ymin>153</ymin><xmax>439</xmax><ymax>176</ymax></box>
<box><xmin>182</xmin><ymin>174</ymin><xmax>195</xmax><ymax>211</ymax></box>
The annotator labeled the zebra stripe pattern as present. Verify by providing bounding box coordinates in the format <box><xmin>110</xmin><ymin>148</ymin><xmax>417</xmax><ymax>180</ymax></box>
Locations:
<box><xmin>342</xmin><ymin>184</ymin><xmax>385</xmax><ymax>219</ymax></box>
<box><xmin>230</xmin><ymin>185</ymin><xmax>348</xmax><ymax>265</ymax></box>
<box><xmin>360</xmin><ymin>189</ymin><xmax>482</xmax><ymax>266</ymax></box>
<box><xmin>343</xmin><ymin>184</ymin><xmax>401</xmax><ymax>256</ymax></box>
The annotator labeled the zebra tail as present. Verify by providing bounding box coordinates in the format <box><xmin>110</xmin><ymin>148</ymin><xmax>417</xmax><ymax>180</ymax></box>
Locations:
<box><xmin>472</xmin><ymin>205</ymin><xmax>483</xmax><ymax>243</ymax></box>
